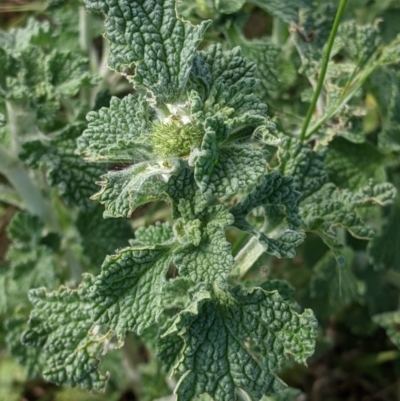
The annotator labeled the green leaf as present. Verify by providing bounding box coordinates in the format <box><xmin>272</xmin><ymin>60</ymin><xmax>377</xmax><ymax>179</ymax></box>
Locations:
<box><xmin>6</xmin><ymin>210</ymin><xmax>42</xmax><ymax>244</ymax></box>
<box><xmin>309</xmin><ymin>248</ymin><xmax>360</xmax><ymax>318</ymax></box>
<box><xmin>167</xmin><ymin>168</ymin><xmax>235</xmax><ymax>283</ymax></box>
<box><xmin>173</xmin><ymin>205</ymin><xmax>234</xmax><ymax>284</ymax></box>
<box><xmin>373</xmin><ymin>311</ymin><xmax>400</xmax><ymax>349</ymax></box>
<box><xmin>370</xmin><ymin>69</ymin><xmax>400</xmax><ymax>153</ymax></box>
<box><xmin>46</xmin><ymin>50</ymin><xmax>96</xmax><ymax>98</ymax></box>
<box><xmin>193</xmin><ymin>116</ymin><xmax>266</xmax><ymax>197</ymax></box>
<box><xmin>258</xmin><ymin>279</ymin><xmax>299</xmax><ymax>311</ymax></box>
<box><xmin>78</xmin><ymin>95</ymin><xmax>152</xmax><ymax>163</ymax></box>
<box><xmin>89</xmin><ymin>244</ymin><xmax>173</xmax><ymax>338</ymax></box>
<box><xmin>76</xmin><ymin>204</ymin><xmax>133</xmax><ymax>267</ymax></box>
<box><xmin>6</xmin><ymin>212</ymin><xmax>61</xmax><ymax>291</ymax></box>
<box><xmin>95</xmin><ymin>0</ymin><xmax>210</xmax><ymax>101</ymax></box>
<box><xmin>166</xmin><ymin>168</ymin><xmax>208</xmax><ymax>220</ymax></box>
<box><xmin>324</xmin><ymin>137</ymin><xmax>386</xmax><ymax>190</ymax></box>
<box><xmin>92</xmin><ymin>160</ymin><xmax>178</xmax><ymax>218</ymax></box>
<box><xmin>157</xmin><ymin>318</ymin><xmax>185</xmax><ymax>373</ymax></box>
<box><xmin>130</xmin><ymin>221</ymin><xmax>174</xmax><ymax>247</ymax></box>
<box><xmin>162</xmin><ymin>277</ymin><xmax>192</xmax><ymax>310</ymax></box>
<box><xmin>84</xmin><ymin>0</ymin><xmax>108</xmax><ymax>13</ymax></box>
<box><xmin>22</xmin><ymin>277</ymin><xmax>112</xmax><ymax>391</ymax></box>
<box><xmin>6</xmin><ymin>316</ymin><xmax>44</xmax><ymax>378</ymax></box>
<box><xmin>165</xmin><ymin>285</ymin><xmax>317</xmax><ymax>401</ymax></box>
<box><xmin>230</xmin><ymin>36</ymin><xmax>279</xmax><ymax>97</ymax></box>
<box><xmin>368</xmin><ymin>201</ymin><xmax>400</xmax><ymax>271</ymax></box>
<box><xmin>215</xmin><ymin>0</ymin><xmax>245</xmax><ymax>14</ymax></box>
<box><xmin>337</xmin><ymin>20</ymin><xmax>381</xmax><ymax>69</ymax></box>
<box><xmin>250</xmin><ymin>0</ymin><xmax>302</xmax><ymax>24</ymax></box>
<box><xmin>190</xmin><ymin>44</ymin><xmax>268</xmax><ymax>130</ymax></box>
<box><xmin>278</xmin><ymin>136</ymin><xmax>328</xmax><ymax>201</ymax></box>
<box><xmin>1</xmin><ymin>21</ymin><xmax>94</xmax><ymax>125</ymax></box>
<box><xmin>262</xmin><ymin>387</ymin><xmax>302</xmax><ymax>401</ymax></box>
<box><xmin>231</xmin><ymin>172</ymin><xmax>305</xmax><ymax>258</ymax></box>
<box><xmin>278</xmin><ymin>136</ymin><xmax>395</xmax><ymax>248</ymax></box>
<box><xmin>138</xmin><ymin>358</ymin><xmax>171</xmax><ymax>401</ymax></box>
<box><xmin>301</xmin><ymin>182</ymin><xmax>396</xmax><ymax>240</ymax></box>
<box><xmin>21</xmin><ymin>124</ymin><xmax>105</xmax><ymax>210</ymax></box>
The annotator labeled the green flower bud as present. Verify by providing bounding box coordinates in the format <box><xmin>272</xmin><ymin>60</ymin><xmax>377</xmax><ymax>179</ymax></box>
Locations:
<box><xmin>150</xmin><ymin>118</ymin><xmax>203</xmax><ymax>157</ymax></box>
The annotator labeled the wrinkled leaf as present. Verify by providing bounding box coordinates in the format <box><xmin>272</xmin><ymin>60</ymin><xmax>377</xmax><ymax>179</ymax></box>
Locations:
<box><xmin>22</xmin><ymin>277</ymin><xmax>111</xmax><ymax>391</ymax></box>
<box><xmin>165</xmin><ymin>285</ymin><xmax>317</xmax><ymax>401</ymax></box>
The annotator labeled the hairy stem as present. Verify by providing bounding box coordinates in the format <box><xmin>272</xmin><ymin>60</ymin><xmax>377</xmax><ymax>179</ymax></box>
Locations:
<box><xmin>300</xmin><ymin>0</ymin><xmax>348</xmax><ymax>141</ymax></box>
<box><xmin>231</xmin><ymin>236</ymin><xmax>265</xmax><ymax>280</ymax></box>
<box><xmin>272</xmin><ymin>17</ymin><xmax>286</xmax><ymax>46</ymax></box>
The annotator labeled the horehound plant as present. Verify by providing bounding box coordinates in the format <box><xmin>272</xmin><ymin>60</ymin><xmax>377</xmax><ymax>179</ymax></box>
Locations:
<box><xmin>5</xmin><ymin>0</ymin><xmax>396</xmax><ymax>400</ymax></box>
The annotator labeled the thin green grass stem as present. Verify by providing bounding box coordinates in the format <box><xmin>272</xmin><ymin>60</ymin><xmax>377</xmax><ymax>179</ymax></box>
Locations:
<box><xmin>300</xmin><ymin>0</ymin><xmax>348</xmax><ymax>141</ymax></box>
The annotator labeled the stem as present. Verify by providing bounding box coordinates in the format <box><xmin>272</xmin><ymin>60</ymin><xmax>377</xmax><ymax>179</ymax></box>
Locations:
<box><xmin>0</xmin><ymin>3</ymin><xmax>45</xmax><ymax>12</ymax></box>
<box><xmin>6</xmin><ymin>101</ymin><xmax>40</xmax><ymax>156</ymax></box>
<box><xmin>304</xmin><ymin>63</ymin><xmax>375</xmax><ymax>138</ymax></box>
<box><xmin>231</xmin><ymin>236</ymin><xmax>265</xmax><ymax>280</ymax></box>
<box><xmin>79</xmin><ymin>6</ymin><xmax>95</xmax><ymax>108</ymax></box>
<box><xmin>0</xmin><ymin>145</ymin><xmax>53</xmax><ymax>223</ymax></box>
<box><xmin>0</xmin><ymin>184</ymin><xmax>24</xmax><ymax>209</ymax></box>
<box><xmin>272</xmin><ymin>18</ymin><xmax>286</xmax><ymax>46</ymax></box>
<box><xmin>299</xmin><ymin>0</ymin><xmax>348</xmax><ymax>141</ymax></box>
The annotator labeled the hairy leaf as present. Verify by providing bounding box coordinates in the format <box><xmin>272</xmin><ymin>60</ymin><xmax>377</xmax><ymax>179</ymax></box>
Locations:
<box><xmin>21</xmin><ymin>124</ymin><xmax>105</xmax><ymax>210</ymax></box>
<box><xmin>230</xmin><ymin>35</ymin><xmax>279</xmax><ymax>97</ymax></box>
<box><xmin>258</xmin><ymin>279</ymin><xmax>299</xmax><ymax>311</ymax></box>
<box><xmin>278</xmin><ymin>137</ymin><xmax>328</xmax><ymax>201</ymax></box>
<box><xmin>89</xmin><ymin>244</ymin><xmax>173</xmax><ymax>338</ymax></box>
<box><xmin>6</xmin><ymin>316</ymin><xmax>44</xmax><ymax>378</ymax></box>
<box><xmin>6</xmin><ymin>212</ymin><xmax>61</xmax><ymax>291</ymax></box>
<box><xmin>231</xmin><ymin>172</ymin><xmax>305</xmax><ymax>258</ymax></box>
<box><xmin>76</xmin><ymin>205</ymin><xmax>133</xmax><ymax>267</ymax></box>
<box><xmin>371</xmin><ymin>69</ymin><xmax>400</xmax><ymax>152</ymax></box>
<box><xmin>22</xmin><ymin>277</ymin><xmax>111</xmax><ymax>391</ymax></box>
<box><xmin>368</xmin><ymin>201</ymin><xmax>400</xmax><ymax>271</ymax></box>
<box><xmin>190</xmin><ymin>44</ymin><xmax>268</xmax><ymax>130</ymax></box>
<box><xmin>92</xmin><ymin>0</ymin><xmax>210</xmax><ymax>101</ymax></box>
<box><xmin>309</xmin><ymin>248</ymin><xmax>360</xmax><ymax>317</ymax></box>
<box><xmin>166</xmin><ymin>168</ymin><xmax>209</xmax><ymax>220</ymax></box>
<box><xmin>301</xmin><ymin>182</ymin><xmax>396</xmax><ymax>240</ymax></box>
<box><xmin>1</xmin><ymin>21</ymin><xmax>94</xmax><ymax>125</ymax></box>
<box><xmin>325</xmin><ymin>137</ymin><xmax>386</xmax><ymax>190</ymax></box>
<box><xmin>162</xmin><ymin>277</ymin><xmax>192</xmax><ymax>310</ymax></box>
<box><xmin>250</xmin><ymin>0</ymin><xmax>302</xmax><ymax>24</ymax></box>
<box><xmin>193</xmin><ymin>116</ymin><xmax>266</xmax><ymax>197</ymax></box>
<box><xmin>337</xmin><ymin>20</ymin><xmax>381</xmax><ymax>69</ymax></box>
<box><xmin>78</xmin><ymin>95</ymin><xmax>152</xmax><ymax>163</ymax></box>
<box><xmin>215</xmin><ymin>0</ymin><xmax>245</xmax><ymax>14</ymax></box>
<box><xmin>173</xmin><ymin>206</ymin><xmax>234</xmax><ymax>283</ymax></box>
<box><xmin>92</xmin><ymin>160</ymin><xmax>176</xmax><ymax>218</ymax></box>
<box><xmin>130</xmin><ymin>221</ymin><xmax>174</xmax><ymax>247</ymax></box>
<box><xmin>165</xmin><ymin>285</ymin><xmax>317</xmax><ymax>401</ymax></box>
<box><xmin>167</xmin><ymin>169</ymin><xmax>235</xmax><ymax>282</ymax></box>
